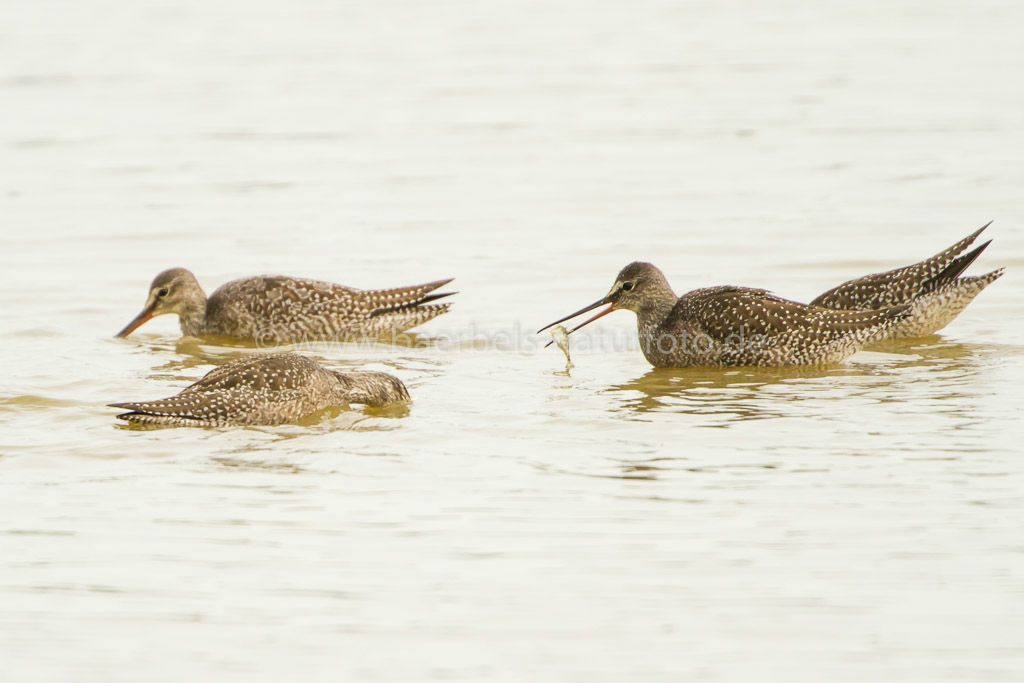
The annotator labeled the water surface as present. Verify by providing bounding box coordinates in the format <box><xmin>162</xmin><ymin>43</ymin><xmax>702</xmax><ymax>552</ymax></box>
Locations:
<box><xmin>2</xmin><ymin>1</ymin><xmax>1023</xmax><ymax>681</ymax></box>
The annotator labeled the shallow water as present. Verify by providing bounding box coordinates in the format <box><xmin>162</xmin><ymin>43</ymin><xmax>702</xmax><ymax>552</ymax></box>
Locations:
<box><xmin>2</xmin><ymin>0</ymin><xmax>1024</xmax><ymax>680</ymax></box>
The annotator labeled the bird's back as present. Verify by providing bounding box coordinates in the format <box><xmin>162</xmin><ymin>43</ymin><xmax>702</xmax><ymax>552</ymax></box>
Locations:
<box><xmin>203</xmin><ymin>276</ymin><xmax>362</xmax><ymax>342</ymax></box>
<box><xmin>650</xmin><ymin>286</ymin><xmax>909</xmax><ymax>366</ymax></box>
<box><xmin>203</xmin><ymin>275</ymin><xmax>452</xmax><ymax>343</ymax></box>
<box><xmin>111</xmin><ymin>353</ymin><xmax>338</xmax><ymax>426</ymax></box>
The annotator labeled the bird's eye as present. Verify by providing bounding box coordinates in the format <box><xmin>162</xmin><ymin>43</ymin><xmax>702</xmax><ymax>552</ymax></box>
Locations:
<box><xmin>621</xmin><ymin>281</ymin><xmax>634</xmax><ymax>292</ymax></box>
<box><xmin>157</xmin><ymin>288</ymin><xmax>169</xmax><ymax>298</ymax></box>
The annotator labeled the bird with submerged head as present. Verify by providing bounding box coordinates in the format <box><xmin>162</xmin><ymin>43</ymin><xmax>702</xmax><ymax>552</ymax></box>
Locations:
<box><xmin>116</xmin><ymin>267</ymin><xmax>455</xmax><ymax>344</ymax></box>
<box><xmin>537</xmin><ymin>261</ymin><xmax>921</xmax><ymax>368</ymax></box>
<box><xmin>110</xmin><ymin>352</ymin><xmax>410</xmax><ymax>427</ymax></box>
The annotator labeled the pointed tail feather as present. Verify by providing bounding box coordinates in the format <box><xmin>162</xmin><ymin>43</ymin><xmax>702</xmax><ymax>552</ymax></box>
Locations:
<box><xmin>113</xmin><ymin>411</ymin><xmax>215</xmax><ymax>426</ymax></box>
<box><xmin>362</xmin><ymin>303</ymin><xmax>453</xmax><ymax>336</ymax></box>
<box><xmin>959</xmin><ymin>267</ymin><xmax>1005</xmax><ymax>289</ymax></box>
<box><xmin>930</xmin><ymin>221</ymin><xmax>992</xmax><ymax>265</ymax></box>
<box><xmin>359</xmin><ymin>278</ymin><xmax>456</xmax><ymax>322</ymax></box>
<box><xmin>902</xmin><ymin>220</ymin><xmax>992</xmax><ymax>281</ymax></box>
<box><xmin>360</xmin><ymin>278</ymin><xmax>454</xmax><ymax>311</ymax></box>
<box><xmin>887</xmin><ymin>267</ymin><xmax>1005</xmax><ymax>338</ymax></box>
<box><xmin>370</xmin><ymin>290</ymin><xmax>456</xmax><ymax>315</ymax></box>
<box><xmin>108</xmin><ymin>398</ymin><xmax>209</xmax><ymax>423</ymax></box>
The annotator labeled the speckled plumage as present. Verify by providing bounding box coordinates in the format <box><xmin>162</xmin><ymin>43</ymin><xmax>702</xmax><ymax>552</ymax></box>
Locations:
<box><xmin>540</xmin><ymin>262</ymin><xmax>913</xmax><ymax>368</ymax></box>
<box><xmin>636</xmin><ymin>278</ymin><xmax>913</xmax><ymax>368</ymax></box>
<box><xmin>811</xmin><ymin>224</ymin><xmax>1004</xmax><ymax>337</ymax></box>
<box><xmin>116</xmin><ymin>268</ymin><xmax>454</xmax><ymax>343</ymax></box>
<box><xmin>110</xmin><ymin>353</ymin><xmax>410</xmax><ymax>427</ymax></box>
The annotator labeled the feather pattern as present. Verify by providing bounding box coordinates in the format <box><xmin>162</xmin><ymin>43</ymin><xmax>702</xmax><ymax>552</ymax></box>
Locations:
<box><xmin>539</xmin><ymin>262</ymin><xmax>914</xmax><ymax>368</ymax></box>
<box><xmin>810</xmin><ymin>224</ymin><xmax>1002</xmax><ymax>337</ymax></box>
<box><xmin>642</xmin><ymin>284</ymin><xmax>911</xmax><ymax>367</ymax></box>
<box><xmin>110</xmin><ymin>353</ymin><xmax>409</xmax><ymax>427</ymax></box>
<box><xmin>116</xmin><ymin>269</ymin><xmax>454</xmax><ymax>343</ymax></box>
<box><xmin>204</xmin><ymin>276</ymin><xmax>454</xmax><ymax>342</ymax></box>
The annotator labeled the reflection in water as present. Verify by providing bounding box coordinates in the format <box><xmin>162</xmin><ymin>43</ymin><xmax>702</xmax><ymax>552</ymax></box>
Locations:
<box><xmin>3</xmin><ymin>0</ymin><xmax>1021</xmax><ymax>675</ymax></box>
<box><xmin>128</xmin><ymin>330</ymin><xmax>442</xmax><ymax>353</ymax></box>
<box><xmin>562</xmin><ymin>338</ymin><xmax>1014</xmax><ymax>483</ymax></box>
<box><xmin>606</xmin><ymin>364</ymin><xmax>851</xmax><ymax>423</ymax></box>
<box><xmin>209</xmin><ymin>456</ymin><xmax>305</xmax><ymax>474</ymax></box>
<box><xmin>604</xmin><ymin>338</ymin><xmax>999</xmax><ymax>426</ymax></box>
<box><xmin>0</xmin><ymin>395</ymin><xmax>80</xmax><ymax>411</ymax></box>
<box><xmin>114</xmin><ymin>400</ymin><xmax>409</xmax><ymax>434</ymax></box>
<box><xmin>117</xmin><ymin>335</ymin><xmax>436</xmax><ymax>379</ymax></box>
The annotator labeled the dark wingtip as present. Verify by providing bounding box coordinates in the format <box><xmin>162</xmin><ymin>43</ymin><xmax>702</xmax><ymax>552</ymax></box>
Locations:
<box><xmin>368</xmin><ymin>290</ymin><xmax>456</xmax><ymax>317</ymax></box>
<box><xmin>949</xmin><ymin>238</ymin><xmax>992</xmax><ymax>275</ymax></box>
<box><xmin>925</xmin><ymin>238</ymin><xmax>994</xmax><ymax>293</ymax></box>
<box><xmin>971</xmin><ymin>238</ymin><xmax>993</xmax><ymax>259</ymax></box>
<box><xmin>416</xmin><ymin>291</ymin><xmax>457</xmax><ymax>305</ymax></box>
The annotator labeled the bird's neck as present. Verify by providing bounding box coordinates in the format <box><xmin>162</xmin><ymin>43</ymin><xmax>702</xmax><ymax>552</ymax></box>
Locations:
<box><xmin>634</xmin><ymin>287</ymin><xmax>679</xmax><ymax>365</ymax></box>
<box><xmin>178</xmin><ymin>289</ymin><xmax>209</xmax><ymax>337</ymax></box>
<box><xmin>635</xmin><ymin>285</ymin><xmax>678</xmax><ymax>330</ymax></box>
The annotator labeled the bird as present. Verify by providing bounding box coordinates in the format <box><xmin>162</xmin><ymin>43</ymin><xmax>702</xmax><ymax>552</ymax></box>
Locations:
<box><xmin>538</xmin><ymin>262</ymin><xmax>917</xmax><ymax>368</ymax></box>
<box><xmin>811</xmin><ymin>223</ymin><xmax>1004</xmax><ymax>338</ymax></box>
<box><xmin>115</xmin><ymin>268</ymin><xmax>455</xmax><ymax>343</ymax></box>
<box><xmin>110</xmin><ymin>352</ymin><xmax>410</xmax><ymax>427</ymax></box>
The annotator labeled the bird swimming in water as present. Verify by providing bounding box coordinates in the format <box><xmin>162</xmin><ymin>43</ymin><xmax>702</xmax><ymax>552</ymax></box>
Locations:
<box><xmin>110</xmin><ymin>352</ymin><xmax>410</xmax><ymax>427</ymax></box>
<box><xmin>538</xmin><ymin>262</ymin><xmax>918</xmax><ymax>368</ymax></box>
<box><xmin>115</xmin><ymin>268</ymin><xmax>455</xmax><ymax>344</ymax></box>
<box><xmin>811</xmin><ymin>223</ymin><xmax>1004</xmax><ymax>338</ymax></box>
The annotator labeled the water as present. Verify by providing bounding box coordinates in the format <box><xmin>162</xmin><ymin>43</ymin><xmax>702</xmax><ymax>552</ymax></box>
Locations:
<box><xmin>2</xmin><ymin>1</ymin><xmax>1023</xmax><ymax>680</ymax></box>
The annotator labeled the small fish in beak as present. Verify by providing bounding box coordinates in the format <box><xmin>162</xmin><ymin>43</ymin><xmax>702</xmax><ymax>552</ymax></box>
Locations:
<box><xmin>537</xmin><ymin>294</ymin><xmax>619</xmax><ymax>348</ymax></box>
<box><xmin>548</xmin><ymin>324</ymin><xmax>574</xmax><ymax>371</ymax></box>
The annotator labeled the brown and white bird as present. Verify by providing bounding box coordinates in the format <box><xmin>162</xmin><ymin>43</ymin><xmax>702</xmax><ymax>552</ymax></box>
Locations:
<box><xmin>110</xmin><ymin>352</ymin><xmax>410</xmax><ymax>427</ymax></box>
<box><xmin>116</xmin><ymin>268</ymin><xmax>455</xmax><ymax>343</ymax></box>
<box><xmin>811</xmin><ymin>223</ymin><xmax>1004</xmax><ymax>338</ymax></box>
<box><xmin>539</xmin><ymin>262</ymin><xmax>914</xmax><ymax>368</ymax></box>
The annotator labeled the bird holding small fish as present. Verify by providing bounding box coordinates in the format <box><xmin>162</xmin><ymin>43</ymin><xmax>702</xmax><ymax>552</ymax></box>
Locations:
<box><xmin>538</xmin><ymin>224</ymin><xmax>1002</xmax><ymax>368</ymax></box>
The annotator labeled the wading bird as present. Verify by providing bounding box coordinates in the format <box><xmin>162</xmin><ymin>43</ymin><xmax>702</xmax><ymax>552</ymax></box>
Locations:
<box><xmin>116</xmin><ymin>268</ymin><xmax>454</xmax><ymax>343</ymax></box>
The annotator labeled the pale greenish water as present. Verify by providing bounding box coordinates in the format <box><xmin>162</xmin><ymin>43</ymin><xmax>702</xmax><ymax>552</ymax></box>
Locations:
<box><xmin>1</xmin><ymin>1</ymin><xmax>1023</xmax><ymax>681</ymax></box>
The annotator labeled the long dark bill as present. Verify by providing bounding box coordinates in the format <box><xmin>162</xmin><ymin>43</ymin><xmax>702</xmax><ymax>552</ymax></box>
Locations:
<box><xmin>537</xmin><ymin>296</ymin><xmax>618</xmax><ymax>347</ymax></box>
<box><xmin>115</xmin><ymin>306</ymin><xmax>155</xmax><ymax>338</ymax></box>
